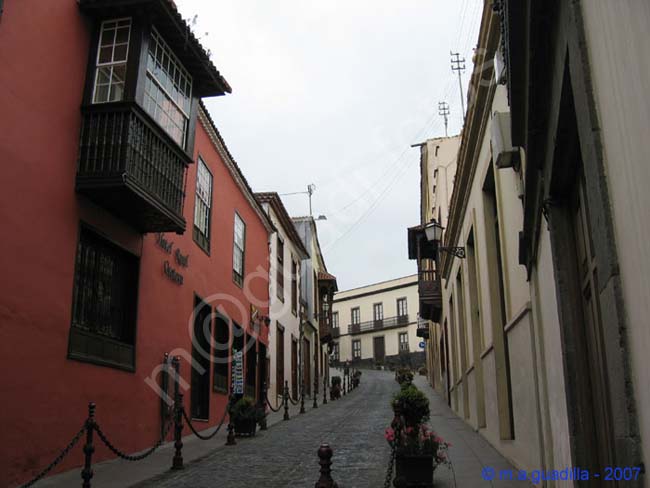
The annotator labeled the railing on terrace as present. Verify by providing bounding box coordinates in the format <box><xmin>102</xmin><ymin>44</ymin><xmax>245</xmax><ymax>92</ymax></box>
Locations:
<box><xmin>347</xmin><ymin>315</ymin><xmax>410</xmax><ymax>335</ymax></box>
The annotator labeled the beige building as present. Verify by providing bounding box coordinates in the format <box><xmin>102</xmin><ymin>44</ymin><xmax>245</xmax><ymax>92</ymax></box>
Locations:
<box><xmin>332</xmin><ymin>276</ymin><xmax>424</xmax><ymax>369</ymax></box>
<box><xmin>255</xmin><ymin>193</ymin><xmax>309</xmax><ymax>404</ymax></box>
<box><xmin>409</xmin><ymin>1</ymin><xmax>649</xmax><ymax>485</ymax></box>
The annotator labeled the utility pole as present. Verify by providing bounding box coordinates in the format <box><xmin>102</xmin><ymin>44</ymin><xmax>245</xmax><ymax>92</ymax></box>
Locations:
<box><xmin>307</xmin><ymin>183</ymin><xmax>316</xmax><ymax>216</ymax></box>
<box><xmin>280</xmin><ymin>184</ymin><xmax>317</xmax><ymax>216</ymax></box>
<box><xmin>438</xmin><ymin>101</ymin><xmax>450</xmax><ymax>137</ymax></box>
<box><xmin>450</xmin><ymin>52</ymin><xmax>466</xmax><ymax>124</ymax></box>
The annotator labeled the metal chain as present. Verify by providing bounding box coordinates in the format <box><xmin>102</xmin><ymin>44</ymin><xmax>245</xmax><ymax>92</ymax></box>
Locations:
<box><xmin>182</xmin><ymin>406</ymin><xmax>228</xmax><ymax>440</ymax></box>
<box><xmin>383</xmin><ymin>443</ymin><xmax>396</xmax><ymax>488</ymax></box>
<box><xmin>94</xmin><ymin>417</ymin><xmax>173</xmax><ymax>462</ymax></box>
<box><xmin>265</xmin><ymin>393</ymin><xmax>284</xmax><ymax>412</ymax></box>
<box><xmin>19</xmin><ymin>425</ymin><xmax>86</xmax><ymax>488</ymax></box>
<box><xmin>288</xmin><ymin>393</ymin><xmax>301</xmax><ymax>406</ymax></box>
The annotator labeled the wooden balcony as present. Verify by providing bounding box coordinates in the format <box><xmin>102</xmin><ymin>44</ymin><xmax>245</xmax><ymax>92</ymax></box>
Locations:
<box><xmin>418</xmin><ymin>270</ymin><xmax>442</xmax><ymax>322</ymax></box>
<box><xmin>76</xmin><ymin>102</ymin><xmax>191</xmax><ymax>233</ymax></box>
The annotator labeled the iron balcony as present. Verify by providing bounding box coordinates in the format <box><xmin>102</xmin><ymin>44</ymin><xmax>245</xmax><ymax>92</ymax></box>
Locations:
<box><xmin>347</xmin><ymin>314</ymin><xmax>410</xmax><ymax>335</ymax></box>
<box><xmin>76</xmin><ymin>102</ymin><xmax>191</xmax><ymax>233</ymax></box>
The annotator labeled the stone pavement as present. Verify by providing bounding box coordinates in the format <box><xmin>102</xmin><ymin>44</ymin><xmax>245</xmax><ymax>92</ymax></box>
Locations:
<box><xmin>412</xmin><ymin>374</ymin><xmax>529</xmax><ymax>488</ymax></box>
<box><xmin>37</xmin><ymin>370</ymin><xmax>530</xmax><ymax>487</ymax></box>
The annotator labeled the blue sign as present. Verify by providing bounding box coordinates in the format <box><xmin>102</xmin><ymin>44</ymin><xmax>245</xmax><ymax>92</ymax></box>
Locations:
<box><xmin>419</xmin><ymin>341</ymin><xmax>426</xmax><ymax>349</ymax></box>
<box><xmin>232</xmin><ymin>350</ymin><xmax>244</xmax><ymax>394</ymax></box>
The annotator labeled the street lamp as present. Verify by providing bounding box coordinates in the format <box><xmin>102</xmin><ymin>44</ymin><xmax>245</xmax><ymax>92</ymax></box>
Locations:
<box><xmin>424</xmin><ymin>219</ymin><xmax>466</xmax><ymax>259</ymax></box>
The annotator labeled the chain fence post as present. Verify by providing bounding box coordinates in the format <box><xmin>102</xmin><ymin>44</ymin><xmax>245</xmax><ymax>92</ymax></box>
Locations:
<box><xmin>226</xmin><ymin>384</ymin><xmax>237</xmax><ymax>445</ymax></box>
<box><xmin>283</xmin><ymin>380</ymin><xmax>290</xmax><ymax>421</ymax></box>
<box><xmin>300</xmin><ymin>382</ymin><xmax>306</xmax><ymax>414</ymax></box>
<box><xmin>313</xmin><ymin>375</ymin><xmax>318</xmax><ymax>409</ymax></box>
<box><xmin>172</xmin><ymin>391</ymin><xmax>184</xmax><ymax>470</ymax></box>
<box><xmin>323</xmin><ymin>376</ymin><xmax>327</xmax><ymax>405</ymax></box>
<box><xmin>343</xmin><ymin>376</ymin><xmax>346</xmax><ymax>396</ymax></box>
<box><xmin>314</xmin><ymin>443</ymin><xmax>339</xmax><ymax>488</ymax></box>
<box><xmin>260</xmin><ymin>381</ymin><xmax>268</xmax><ymax>431</ymax></box>
<box><xmin>81</xmin><ymin>402</ymin><xmax>95</xmax><ymax>488</ymax></box>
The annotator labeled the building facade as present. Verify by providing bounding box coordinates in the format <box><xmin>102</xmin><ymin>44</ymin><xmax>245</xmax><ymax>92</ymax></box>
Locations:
<box><xmin>409</xmin><ymin>1</ymin><xmax>649</xmax><ymax>486</ymax></box>
<box><xmin>332</xmin><ymin>276</ymin><xmax>424</xmax><ymax>369</ymax></box>
<box><xmin>256</xmin><ymin>193</ymin><xmax>310</xmax><ymax>403</ymax></box>
<box><xmin>0</xmin><ymin>1</ymin><xmax>273</xmax><ymax>485</ymax></box>
<box><xmin>292</xmin><ymin>217</ymin><xmax>337</xmax><ymax>399</ymax></box>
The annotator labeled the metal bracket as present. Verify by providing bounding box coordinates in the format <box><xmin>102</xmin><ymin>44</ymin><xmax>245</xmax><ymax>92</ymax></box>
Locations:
<box><xmin>439</xmin><ymin>246</ymin><xmax>466</xmax><ymax>259</ymax></box>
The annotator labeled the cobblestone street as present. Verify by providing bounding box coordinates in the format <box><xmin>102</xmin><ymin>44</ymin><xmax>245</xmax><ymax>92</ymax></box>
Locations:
<box><xmin>132</xmin><ymin>370</ymin><xmax>526</xmax><ymax>488</ymax></box>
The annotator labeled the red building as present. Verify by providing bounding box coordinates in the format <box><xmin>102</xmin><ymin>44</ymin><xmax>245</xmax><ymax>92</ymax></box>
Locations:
<box><xmin>0</xmin><ymin>1</ymin><xmax>272</xmax><ymax>485</ymax></box>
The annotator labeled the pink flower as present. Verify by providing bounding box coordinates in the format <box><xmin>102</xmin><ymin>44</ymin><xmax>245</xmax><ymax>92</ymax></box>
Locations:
<box><xmin>405</xmin><ymin>427</ymin><xmax>414</xmax><ymax>434</ymax></box>
<box><xmin>384</xmin><ymin>428</ymin><xmax>395</xmax><ymax>442</ymax></box>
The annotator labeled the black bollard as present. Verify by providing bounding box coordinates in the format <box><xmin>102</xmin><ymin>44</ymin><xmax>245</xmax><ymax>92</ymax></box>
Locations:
<box><xmin>313</xmin><ymin>376</ymin><xmax>318</xmax><ymax>409</ymax></box>
<box><xmin>300</xmin><ymin>382</ymin><xmax>306</xmax><ymax>414</ymax></box>
<box><xmin>260</xmin><ymin>381</ymin><xmax>268</xmax><ymax>431</ymax></box>
<box><xmin>323</xmin><ymin>376</ymin><xmax>327</xmax><ymax>405</ymax></box>
<box><xmin>284</xmin><ymin>380</ymin><xmax>290</xmax><ymax>421</ymax></box>
<box><xmin>172</xmin><ymin>392</ymin><xmax>184</xmax><ymax>469</ymax></box>
<box><xmin>314</xmin><ymin>443</ymin><xmax>339</xmax><ymax>488</ymax></box>
<box><xmin>226</xmin><ymin>384</ymin><xmax>237</xmax><ymax>445</ymax></box>
<box><xmin>342</xmin><ymin>376</ymin><xmax>346</xmax><ymax>396</ymax></box>
<box><xmin>81</xmin><ymin>402</ymin><xmax>95</xmax><ymax>488</ymax></box>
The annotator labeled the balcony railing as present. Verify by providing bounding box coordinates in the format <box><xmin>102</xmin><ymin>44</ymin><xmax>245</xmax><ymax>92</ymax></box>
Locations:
<box><xmin>76</xmin><ymin>102</ymin><xmax>191</xmax><ymax>233</ymax></box>
<box><xmin>332</xmin><ymin>327</ymin><xmax>340</xmax><ymax>339</ymax></box>
<box><xmin>347</xmin><ymin>315</ymin><xmax>411</xmax><ymax>335</ymax></box>
<box><xmin>418</xmin><ymin>270</ymin><xmax>442</xmax><ymax>322</ymax></box>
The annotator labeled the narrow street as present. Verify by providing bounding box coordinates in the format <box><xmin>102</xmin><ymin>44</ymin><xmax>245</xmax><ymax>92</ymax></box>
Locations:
<box><xmin>132</xmin><ymin>370</ymin><xmax>525</xmax><ymax>488</ymax></box>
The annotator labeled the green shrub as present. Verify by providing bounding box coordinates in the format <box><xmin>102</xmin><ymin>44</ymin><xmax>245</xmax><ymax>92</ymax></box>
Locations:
<box><xmin>392</xmin><ymin>384</ymin><xmax>430</xmax><ymax>427</ymax></box>
<box><xmin>395</xmin><ymin>367</ymin><xmax>414</xmax><ymax>386</ymax></box>
<box><xmin>231</xmin><ymin>396</ymin><xmax>256</xmax><ymax>421</ymax></box>
<box><xmin>331</xmin><ymin>375</ymin><xmax>342</xmax><ymax>386</ymax></box>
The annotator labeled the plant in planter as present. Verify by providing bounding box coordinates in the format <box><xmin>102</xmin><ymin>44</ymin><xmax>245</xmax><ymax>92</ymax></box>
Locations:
<box><xmin>386</xmin><ymin>385</ymin><xmax>450</xmax><ymax>487</ymax></box>
<box><xmin>330</xmin><ymin>376</ymin><xmax>342</xmax><ymax>400</ymax></box>
<box><xmin>352</xmin><ymin>370</ymin><xmax>362</xmax><ymax>387</ymax></box>
<box><xmin>395</xmin><ymin>367</ymin><xmax>414</xmax><ymax>387</ymax></box>
<box><xmin>231</xmin><ymin>396</ymin><xmax>257</xmax><ymax>437</ymax></box>
<box><xmin>418</xmin><ymin>366</ymin><xmax>427</xmax><ymax>376</ymax></box>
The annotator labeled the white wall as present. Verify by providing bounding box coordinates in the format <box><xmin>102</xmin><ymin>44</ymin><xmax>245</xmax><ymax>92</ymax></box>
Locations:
<box><xmin>581</xmin><ymin>0</ymin><xmax>650</xmax><ymax>473</ymax></box>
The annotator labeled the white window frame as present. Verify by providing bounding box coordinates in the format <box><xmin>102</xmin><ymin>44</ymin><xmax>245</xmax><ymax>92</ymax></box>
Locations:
<box><xmin>92</xmin><ymin>18</ymin><xmax>132</xmax><ymax>104</ymax></box>
<box><xmin>233</xmin><ymin>213</ymin><xmax>246</xmax><ymax>286</ymax></box>
<box><xmin>193</xmin><ymin>157</ymin><xmax>212</xmax><ymax>247</ymax></box>
<box><xmin>351</xmin><ymin>307</ymin><xmax>360</xmax><ymax>325</ymax></box>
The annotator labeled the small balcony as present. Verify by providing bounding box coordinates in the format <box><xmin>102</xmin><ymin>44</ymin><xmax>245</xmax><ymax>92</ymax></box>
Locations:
<box><xmin>418</xmin><ymin>270</ymin><xmax>442</xmax><ymax>322</ymax></box>
<box><xmin>332</xmin><ymin>327</ymin><xmax>340</xmax><ymax>339</ymax></box>
<box><xmin>76</xmin><ymin>102</ymin><xmax>191</xmax><ymax>233</ymax></box>
<box><xmin>347</xmin><ymin>315</ymin><xmax>411</xmax><ymax>335</ymax></box>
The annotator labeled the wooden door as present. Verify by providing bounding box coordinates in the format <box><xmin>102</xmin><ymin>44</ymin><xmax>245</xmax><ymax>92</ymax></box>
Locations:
<box><xmin>291</xmin><ymin>338</ymin><xmax>298</xmax><ymax>398</ymax></box>
<box><xmin>303</xmin><ymin>338</ymin><xmax>311</xmax><ymax>395</ymax></box>
<box><xmin>190</xmin><ymin>299</ymin><xmax>211</xmax><ymax>420</ymax></box>
<box><xmin>373</xmin><ymin>336</ymin><xmax>385</xmax><ymax>363</ymax></box>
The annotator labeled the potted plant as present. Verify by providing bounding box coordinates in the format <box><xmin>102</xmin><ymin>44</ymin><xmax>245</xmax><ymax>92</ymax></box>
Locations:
<box><xmin>418</xmin><ymin>366</ymin><xmax>427</xmax><ymax>376</ymax></box>
<box><xmin>395</xmin><ymin>367</ymin><xmax>414</xmax><ymax>387</ymax></box>
<box><xmin>330</xmin><ymin>376</ymin><xmax>342</xmax><ymax>400</ymax></box>
<box><xmin>231</xmin><ymin>396</ymin><xmax>257</xmax><ymax>436</ymax></box>
<box><xmin>386</xmin><ymin>385</ymin><xmax>450</xmax><ymax>487</ymax></box>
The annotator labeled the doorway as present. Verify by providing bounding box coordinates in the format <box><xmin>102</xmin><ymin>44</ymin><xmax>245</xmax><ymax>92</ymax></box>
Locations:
<box><xmin>303</xmin><ymin>338</ymin><xmax>311</xmax><ymax>396</ymax></box>
<box><xmin>373</xmin><ymin>336</ymin><xmax>385</xmax><ymax>364</ymax></box>
<box><xmin>291</xmin><ymin>337</ymin><xmax>298</xmax><ymax>398</ymax></box>
<box><xmin>190</xmin><ymin>297</ymin><xmax>211</xmax><ymax>420</ymax></box>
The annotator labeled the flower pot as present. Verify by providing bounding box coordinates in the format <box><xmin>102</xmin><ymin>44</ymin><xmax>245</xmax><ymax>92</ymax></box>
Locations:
<box><xmin>234</xmin><ymin>417</ymin><xmax>257</xmax><ymax>437</ymax></box>
<box><xmin>393</xmin><ymin>454</ymin><xmax>435</xmax><ymax>488</ymax></box>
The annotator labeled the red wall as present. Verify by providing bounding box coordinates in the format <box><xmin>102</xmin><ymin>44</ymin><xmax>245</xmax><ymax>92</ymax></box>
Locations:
<box><xmin>0</xmin><ymin>2</ymin><xmax>269</xmax><ymax>486</ymax></box>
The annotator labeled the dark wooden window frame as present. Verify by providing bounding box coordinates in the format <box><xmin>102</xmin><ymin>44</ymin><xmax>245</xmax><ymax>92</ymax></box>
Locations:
<box><xmin>80</xmin><ymin>15</ymin><xmax>200</xmax><ymax>158</ymax></box>
<box><xmin>276</xmin><ymin>236</ymin><xmax>284</xmax><ymax>302</ymax></box>
<box><xmin>212</xmin><ymin>312</ymin><xmax>230</xmax><ymax>394</ymax></box>
<box><xmin>352</xmin><ymin>339</ymin><xmax>361</xmax><ymax>359</ymax></box>
<box><xmin>291</xmin><ymin>259</ymin><xmax>298</xmax><ymax>316</ymax></box>
<box><xmin>67</xmin><ymin>223</ymin><xmax>140</xmax><ymax>372</ymax></box>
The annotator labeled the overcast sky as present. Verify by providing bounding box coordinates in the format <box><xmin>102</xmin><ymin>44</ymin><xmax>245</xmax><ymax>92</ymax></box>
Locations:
<box><xmin>175</xmin><ymin>0</ymin><xmax>483</xmax><ymax>291</ymax></box>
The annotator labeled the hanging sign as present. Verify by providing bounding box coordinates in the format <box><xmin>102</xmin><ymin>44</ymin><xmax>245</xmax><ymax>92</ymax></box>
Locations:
<box><xmin>232</xmin><ymin>350</ymin><xmax>244</xmax><ymax>395</ymax></box>
<box><xmin>419</xmin><ymin>342</ymin><xmax>426</xmax><ymax>349</ymax></box>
